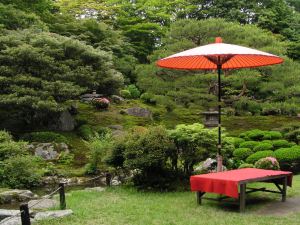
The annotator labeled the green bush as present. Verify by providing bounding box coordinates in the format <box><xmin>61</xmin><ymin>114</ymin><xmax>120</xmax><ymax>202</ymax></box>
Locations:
<box><xmin>272</xmin><ymin>140</ymin><xmax>293</xmax><ymax>149</ymax></box>
<box><xmin>246</xmin><ymin>150</ymin><xmax>275</xmax><ymax>164</ymax></box>
<box><xmin>274</xmin><ymin>147</ymin><xmax>300</xmax><ymax>163</ymax></box>
<box><xmin>248</xmin><ymin>129</ymin><xmax>265</xmax><ymax>141</ymax></box>
<box><xmin>127</xmin><ymin>85</ymin><xmax>141</xmax><ymax>98</ymax></box>
<box><xmin>0</xmin><ymin>155</ymin><xmax>41</xmax><ymax>188</ymax></box>
<box><xmin>0</xmin><ymin>140</ymin><xmax>27</xmax><ymax>160</ymax></box>
<box><xmin>0</xmin><ymin>131</ymin><xmax>12</xmax><ymax>142</ymax></box>
<box><xmin>78</xmin><ymin>125</ymin><xmax>95</xmax><ymax>140</ymax></box>
<box><xmin>22</xmin><ymin>132</ymin><xmax>67</xmax><ymax>143</ymax></box>
<box><xmin>239</xmin><ymin>141</ymin><xmax>260</xmax><ymax>149</ymax></box>
<box><xmin>238</xmin><ymin>163</ymin><xmax>254</xmax><ymax>169</ymax></box>
<box><xmin>233</xmin><ymin>148</ymin><xmax>253</xmax><ymax>160</ymax></box>
<box><xmin>262</xmin><ymin>131</ymin><xmax>282</xmax><ymax>140</ymax></box>
<box><xmin>106</xmin><ymin>139</ymin><xmax>126</xmax><ymax>168</ymax></box>
<box><xmin>284</xmin><ymin>129</ymin><xmax>300</xmax><ymax>144</ymax></box>
<box><xmin>254</xmin><ymin>157</ymin><xmax>280</xmax><ymax>170</ymax></box>
<box><xmin>140</xmin><ymin>92</ymin><xmax>156</xmax><ymax>104</ymax></box>
<box><xmin>120</xmin><ymin>89</ymin><xmax>131</xmax><ymax>99</ymax></box>
<box><xmin>253</xmin><ymin>143</ymin><xmax>273</xmax><ymax>152</ymax></box>
<box><xmin>225</xmin><ymin>137</ymin><xmax>244</xmax><ymax>148</ymax></box>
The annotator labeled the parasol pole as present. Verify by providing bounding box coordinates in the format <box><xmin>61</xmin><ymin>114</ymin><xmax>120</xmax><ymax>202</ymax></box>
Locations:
<box><xmin>217</xmin><ymin>62</ymin><xmax>223</xmax><ymax>172</ymax></box>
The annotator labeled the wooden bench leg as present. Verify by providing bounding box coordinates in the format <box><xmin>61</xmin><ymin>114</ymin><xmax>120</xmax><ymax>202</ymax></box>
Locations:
<box><xmin>282</xmin><ymin>176</ymin><xmax>287</xmax><ymax>202</ymax></box>
<box><xmin>196</xmin><ymin>192</ymin><xmax>205</xmax><ymax>205</ymax></box>
<box><xmin>239</xmin><ymin>184</ymin><xmax>246</xmax><ymax>212</ymax></box>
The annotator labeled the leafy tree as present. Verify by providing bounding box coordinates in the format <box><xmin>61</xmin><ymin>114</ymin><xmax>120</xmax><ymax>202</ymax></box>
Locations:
<box><xmin>0</xmin><ymin>29</ymin><xmax>123</xmax><ymax>125</ymax></box>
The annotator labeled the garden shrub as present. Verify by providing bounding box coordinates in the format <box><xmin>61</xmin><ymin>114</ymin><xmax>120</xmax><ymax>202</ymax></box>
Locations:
<box><xmin>238</xmin><ymin>163</ymin><xmax>254</xmax><ymax>169</ymax></box>
<box><xmin>274</xmin><ymin>147</ymin><xmax>300</xmax><ymax>163</ymax></box>
<box><xmin>106</xmin><ymin>139</ymin><xmax>126</xmax><ymax>168</ymax></box>
<box><xmin>0</xmin><ymin>131</ymin><xmax>12</xmax><ymax>142</ymax></box>
<box><xmin>0</xmin><ymin>140</ymin><xmax>27</xmax><ymax>160</ymax></box>
<box><xmin>284</xmin><ymin>129</ymin><xmax>300</xmax><ymax>144</ymax></box>
<box><xmin>253</xmin><ymin>143</ymin><xmax>273</xmax><ymax>152</ymax></box>
<box><xmin>78</xmin><ymin>125</ymin><xmax>95</xmax><ymax>140</ymax></box>
<box><xmin>248</xmin><ymin>129</ymin><xmax>265</xmax><ymax>141</ymax></box>
<box><xmin>0</xmin><ymin>155</ymin><xmax>41</xmax><ymax>188</ymax></box>
<box><xmin>262</xmin><ymin>131</ymin><xmax>282</xmax><ymax>140</ymax></box>
<box><xmin>120</xmin><ymin>89</ymin><xmax>131</xmax><ymax>99</ymax></box>
<box><xmin>140</xmin><ymin>92</ymin><xmax>156</xmax><ymax>104</ymax></box>
<box><xmin>226</xmin><ymin>137</ymin><xmax>244</xmax><ymax>148</ymax></box>
<box><xmin>127</xmin><ymin>85</ymin><xmax>141</xmax><ymax>98</ymax></box>
<box><xmin>254</xmin><ymin>157</ymin><xmax>280</xmax><ymax>170</ymax></box>
<box><xmin>22</xmin><ymin>132</ymin><xmax>67</xmax><ymax>143</ymax></box>
<box><xmin>92</xmin><ymin>98</ymin><xmax>110</xmax><ymax>110</ymax></box>
<box><xmin>272</xmin><ymin>140</ymin><xmax>293</xmax><ymax>149</ymax></box>
<box><xmin>239</xmin><ymin>141</ymin><xmax>260</xmax><ymax>149</ymax></box>
<box><xmin>246</xmin><ymin>150</ymin><xmax>275</xmax><ymax>164</ymax></box>
<box><xmin>233</xmin><ymin>148</ymin><xmax>253</xmax><ymax>160</ymax></box>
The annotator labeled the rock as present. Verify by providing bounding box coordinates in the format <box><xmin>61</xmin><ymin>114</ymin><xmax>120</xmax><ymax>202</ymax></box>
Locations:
<box><xmin>125</xmin><ymin>107</ymin><xmax>152</xmax><ymax>118</ymax></box>
<box><xmin>0</xmin><ymin>210</ymin><xmax>19</xmax><ymax>220</ymax></box>
<box><xmin>111</xmin><ymin>177</ymin><xmax>121</xmax><ymax>186</ymax></box>
<box><xmin>84</xmin><ymin>187</ymin><xmax>105</xmax><ymax>192</ymax></box>
<box><xmin>30</xmin><ymin>143</ymin><xmax>70</xmax><ymax>161</ymax></box>
<box><xmin>34</xmin><ymin>209</ymin><xmax>73</xmax><ymax>221</ymax></box>
<box><xmin>111</xmin><ymin>95</ymin><xmax>125</xmax><ymax>103</ymax></box>
<box><xmin>0</xmin><ymin>216</ymin><xmax>21</xmax><ymax>225</ymax></box>
<box><xmin>0</xmin><ymin>190</ymin><xmax>38</xmax><ymax>204</ymax></box>
<box><xmin>28</xmin><ymin>199</ymin><xmax>58</xmax><ymax>210</ymax></box>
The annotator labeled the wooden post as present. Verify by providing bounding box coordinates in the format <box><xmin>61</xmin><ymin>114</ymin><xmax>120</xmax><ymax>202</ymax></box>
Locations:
<box><xmin>196</xmin><ymin>192</ymin><xmax>205</xmax><ymax>205</ymax></box>
<box><xmin>282</xmin><ymin>176</ymin><xmax>287</xmax><ymax>202</ymax></box>
<box><xmin>59</xmin><ymin>182</ymin><xmax>66</xmax><ymax>210</ymax></box>
<box><xmin>20</xmin><ymin>203</ymin><xmax>31</xmax><ymax>225</ymax></box>
<box><xmin>239</xmin><ymin>183</ymin><xmax>246</xmax><ymax>212</ymax></box>
<box><xmin>106</xmin><ymin>173</ymin><xmax>111</xmax><ymax>187</ymax></box>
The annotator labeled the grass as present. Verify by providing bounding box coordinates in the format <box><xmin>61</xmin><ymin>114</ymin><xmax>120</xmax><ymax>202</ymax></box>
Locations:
<box><xmin>36</xmin><ymin>175</ymin><xmax>300</xmax><ymax>225</ymax></box>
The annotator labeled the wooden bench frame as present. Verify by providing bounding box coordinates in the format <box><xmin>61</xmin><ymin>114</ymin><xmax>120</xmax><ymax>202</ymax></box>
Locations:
<box><xmin>196</xmin><ymin>174</ymin><xmax>288</xmax><ymax>212</ymax></box>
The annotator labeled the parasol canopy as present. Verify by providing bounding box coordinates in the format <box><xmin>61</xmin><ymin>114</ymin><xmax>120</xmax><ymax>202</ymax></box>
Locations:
<box><xmin>156</xmin><ymin>37</ymin><xmax>284</xmax><ymax>172</ymax></box>
<box><xmin>157</xmin><ymin>37</ymin><xmax>283</xmax><ymax>70</ymax></box>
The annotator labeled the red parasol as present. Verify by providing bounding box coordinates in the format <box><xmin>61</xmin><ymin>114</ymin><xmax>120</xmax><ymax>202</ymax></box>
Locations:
<box><xmin>156</xmin><ymin>37</ymin><xmax>283</xmax><ymax>171</ymax></box>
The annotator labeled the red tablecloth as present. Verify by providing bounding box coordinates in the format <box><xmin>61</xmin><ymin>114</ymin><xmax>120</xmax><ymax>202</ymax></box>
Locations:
<box><xmin>190</xmin><ymin>168</ymin><xmax>293</xmax><ymax>198</ymax></box>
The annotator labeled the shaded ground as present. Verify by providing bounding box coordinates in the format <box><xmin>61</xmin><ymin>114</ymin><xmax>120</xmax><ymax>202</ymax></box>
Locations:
<box><xmin>258</xmin><ymin>197</ymin><xmax>300</xmax><ymax>216</ymax></box>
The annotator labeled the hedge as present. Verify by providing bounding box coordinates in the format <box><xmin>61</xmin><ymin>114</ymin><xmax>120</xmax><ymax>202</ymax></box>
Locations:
<box><xmin>272</xmin><ymin>140</ymin><xmax>294</xmax><ymax>149</ymax></box>
<box><xmin>274</xmin><ymin>147</ymin><xmax>300</xmax><ymax>163</ymax></box>
<box><xmin>246</xmin><ymin>150</ymin><xmax>275</xmax><ymax>164</ymax></box>
<box><xmin>233</xmin><ymin>148</ymin><xmax>253</xmax><ymax>160</ymax></box>
<box><xmin>22</xmin><ymin>132</ymin><xmax>67</xmax><ymax>143</ymax></box>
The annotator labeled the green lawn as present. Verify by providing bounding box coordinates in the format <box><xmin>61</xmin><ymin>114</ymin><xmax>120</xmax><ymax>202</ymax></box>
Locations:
<box><xmin>36</xmin><ymin>175</ymin><xmax>300</xmax><ymax>225</ymax></box>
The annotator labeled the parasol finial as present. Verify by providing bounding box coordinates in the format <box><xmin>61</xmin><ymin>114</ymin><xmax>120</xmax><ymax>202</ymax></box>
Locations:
<box><xmin>215</xmin><ymin>37</ymin><xmax>222</xmax><ymax>43</ymax></box>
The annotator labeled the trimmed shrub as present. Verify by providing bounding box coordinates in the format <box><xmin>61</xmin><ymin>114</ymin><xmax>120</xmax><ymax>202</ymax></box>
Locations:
<box><xmin>78</xmin><ymin>125</ymin><xmax>95</xmax><ymax>140</ymax></box>
<box><xmin>284</xmin><ymin>129</ymin><xmax>300</xmax><ymax>144</ymax></box>
<box><xmin>272</xmin><ymin>140</ymin><xmax>293</xmax><ymax>149</ymax></box>
<box><xmin>246</xmin><ymin>150</ymin><xmax>275</xmax><ymax>164</ymax></box>
<box><xmin>120</xmin><ymin>89</ymin><xmax>131</xmax><ymax>99</ymax></box>
<box><xmin>92</xmin><ymin>98</ymin><xmax>110</xmax><ymax>110</ymax></box>
<box><xmin>261</xmin><ymin>140</ymin><xmax>273</xmax><ymax>145</ymax></box>
<box><xmin>274</xmin><ymin>147</ymin><xmax>300</xmax><ymax>163</ymax></box>
<box><xmin>140</xmin><ymin>92</ymin><xmax>156</xmax><ymax>104</ymax></box>
<box><xmin>127</xmin><ymin>85</ymin><xmax>141</xmax><ymax>98</ymax></box>
<box><xmin>238</xmin><ymin>163</ymin><xmax>254</xmax><ymax>169</ymax></box>
<box><xmin>22</xmin><ymin>132</ymin><xmax>67</xmax><ymax>143</ymax></box>
<box><xmin>233</xmin><ymin>148</ymin><xmax>253</xmax><ymax>160</ymax></box>
<box><xmin>262</xmin><ymin>131</ymin><xmax>282</xmax><ymax>140</ymax></box>
<box><xmin>254</xmin><ymin>157</ymin><xmax>280</xmax><ymax>170</ymax></box>
<box><xmin>248</xmin><ymin>129</ymin><xmax>265</xmax><ymax>141</ymax></box>
<box><xmin>226</xmin><ymin>137</ymin><xmax>245</xmax><ymax>148</ymax></box>
<box><xmin>0</xmin><ymin>131</ymin><xmax>12</xmax><ymax>142</ymax></box>
<box><xmin>253</xmin><ymin>143</ymin><xmax>273</xmax><ymax>152</ymax></box>
<box><xmin>239</xmin><ymin>141</ymin><xmax>260</xmax><ymax>149</ymax></box>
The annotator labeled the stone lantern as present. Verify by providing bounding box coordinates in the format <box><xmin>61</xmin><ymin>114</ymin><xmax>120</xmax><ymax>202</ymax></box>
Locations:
<box><xmin>201</xmin><ymin>109</ymin><xmax>220</xmax><ymax>128</ymax></box>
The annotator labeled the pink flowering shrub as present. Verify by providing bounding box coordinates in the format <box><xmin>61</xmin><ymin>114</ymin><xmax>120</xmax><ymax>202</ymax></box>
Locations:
<box><xmin>254</xmin><ymin>157</ymin><xmax>280</xmax><ymax>170</ymax></box>
<box><xmin>92</xmin><ymin>97</ymin><xmax>110</xmax><ymax>110</ymax></box>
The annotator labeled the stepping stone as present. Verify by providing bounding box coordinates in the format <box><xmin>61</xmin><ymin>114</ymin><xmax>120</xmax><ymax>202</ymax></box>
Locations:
<box><xmin>0</xmin><ymin>209</ymin><xmax>19</xmax><ymax>220</ymax></box>
<box><xmin>0</xmin><ymin>216</ymin><xmax>21</xmax><ymax>225</ymax></box>
<box><xmin>34</xmin><ymin>209</ymin><xmax>73</xmax><ymax>221</ymax></box>
<box><xmin>28</xmin><ymin>199</ymin><xmax>58</xmax><ymax>210</ymax></box>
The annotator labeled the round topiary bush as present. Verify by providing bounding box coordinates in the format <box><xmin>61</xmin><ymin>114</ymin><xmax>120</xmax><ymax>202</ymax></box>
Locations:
<box><xmin>233</xmin><ymin>148</ymin><xmax>253</xmax><ymax>160</ymax></box>
<box><xmin>140</xmin><ymin>92</ymin><xmax>156</xmax><ymax>104</ymax></box>
<box><xmin>247</xmin><ymin>129</ymin><xmax>265</xmax><ymax>141</ymax></box>
<box><xmin>92</xmin><ymin>98</ymin><xmax>110</xmax><ymax>110</ymax></box>
<box><xmin>262</xmin><ymin>131</ymin><xmax>282</xmax><ymax>140</ymax></box>
<box><xmin>120</xmin><ymin>89</ymin><xmax>131</xmax><ymax>99</ymax></box>
<box><xmin>246</xmin><ymin>150</ymin><xmax>275</xmax><ymax>164</ymax></box>
<box><xmin>238</xmin><ymin>163</ymin><xmax>254</xmax><ymax>169</ymax></box>
<box><xmin>272</xmin><ymin>140</ymin><xmax>294</xmax><ymax>149</ymax></box>
<box><xmin>274</xmin><ymin>147</ymin><xmax>300</xmax><ymax>163</ymax></box>
<box><xmin>253</xmin><ymin>143</ymin><xmax>273</xmax><ymax>152</ymax></box>
<box><xmin>239</xmin><ymin>141</ymin><xmax>260</xmax><ymax>150</ymax></box>
<box><xmin>254</xmin><ymin>157</ymin><xmax>280</xmax><ymax>170</ymax></box>
<box><xmin>226</xmin><ymin>137</ymin><xmax>245</xmax><ymax>148</ymax></box>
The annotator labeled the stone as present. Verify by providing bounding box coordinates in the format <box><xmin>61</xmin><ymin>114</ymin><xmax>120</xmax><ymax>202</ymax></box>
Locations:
<box><xmin>84</xmin><ymin>187</ymin><xmax>105</xmax><ymax>192</ymax></box>
<box><xmin>34</xmin><ymin>209</ymin><xmax>73</xmax><ymax>221</ymax></box>
<box><xmin>28</xmin><ymin>199</ymin><xmax>58</xmax><ymax>210</ymax></box>
<box><xmin>111</xmin><ymin>177</ymin><xmax>121</xmax><ymax>186</ymax></box>
<box><xmin>0</xmin><ymin>216</ymin><xmax>21</xmax><ymax>225</ymax></box>
<box><xmin>30</xmin><ymin>143</ymin><xmax>70</xmax><ymax>161</ymax></box>
<box><xmin>111</xmin><ymin>95</ymin><xmax>125</xmax><ymax>103</ymax></box>
<box><xmin>0</xmin><ymin>190</ymin><xmax>37</xmax><ymax>204</ymax></box>
<box><xmin>125</xmin><ymin>107</ymin><xmax>152</xmax><ymax>118</ymax></box>
<box><xmin>0</xmin><ymin>210</ymin><xmax>19</xmax><ymax>220</ymax></box>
